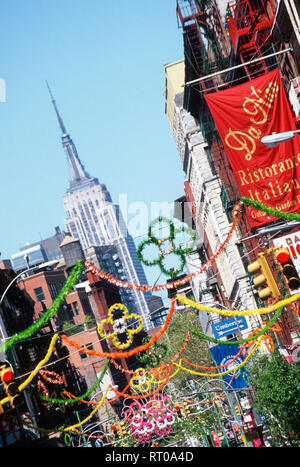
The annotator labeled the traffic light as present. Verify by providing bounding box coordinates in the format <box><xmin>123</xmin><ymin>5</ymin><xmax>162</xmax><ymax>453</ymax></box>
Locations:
<box><xmin>0</xmin><ymin>364</ymin><xmax>23</xmax><ymax>410</ymax></box>
<box><xmin>118</xmin><ymin>421</ymin><xmax>127</xmax><ymax>436</ymax></box>
<box><xmin>111</xmin><ymin>424</ymin><xmax>119</xmax><ymax>439</ymax></box>
<box><xmin>275</xmin><ymin>248</ymin><xmax>300</xmax><ymax>291</ymax></box>
<box><xmin>174</xmin><ymin>404</ymin><xmax>182</xmax><ymax>419</ymax></box>
<box><xmin>235</xmin><ymin>405</ymin><xmax>241</xmax><ymax>416</ymax></box>
<box><xmin>248</xmin><ymin>253</ymin><xmax>280</xmax><ymax>299</ymax></box>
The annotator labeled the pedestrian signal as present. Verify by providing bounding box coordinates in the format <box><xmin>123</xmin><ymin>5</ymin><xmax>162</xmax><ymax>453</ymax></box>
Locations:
<box><xmin>275</xmin><ymin>248</ymin><xmax>300</xmax><ymax>291</ymax></box>
<box><xmin>248</xmin><ymin>253</ymin><xmax>280</xmax><ymax>299</ymax></box>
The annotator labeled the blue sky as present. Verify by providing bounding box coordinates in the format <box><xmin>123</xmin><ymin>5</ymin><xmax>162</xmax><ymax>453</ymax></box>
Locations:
<box><xmin>0</xmin><ymin>1</ymin><xmax>187</xmax><ymax>285</ymax></box>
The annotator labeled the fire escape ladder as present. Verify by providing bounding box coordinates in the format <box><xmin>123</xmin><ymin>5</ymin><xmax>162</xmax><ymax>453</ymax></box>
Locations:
<box><xmin>239</xmin><ymin>44</ymin><xmax>268</xmax><ymax>79</ymax></box>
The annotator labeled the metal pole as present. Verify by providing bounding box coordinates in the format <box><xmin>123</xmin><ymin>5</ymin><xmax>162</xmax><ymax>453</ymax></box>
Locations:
<box><xmin>184</xmin><ymin>48</ymin><xmax>293</xmax><ymax>87</ymax></box>
<box><xmin>76</xmin><ymin>411</ymin><xmax>89</xmax><ymax>447</ymax></box>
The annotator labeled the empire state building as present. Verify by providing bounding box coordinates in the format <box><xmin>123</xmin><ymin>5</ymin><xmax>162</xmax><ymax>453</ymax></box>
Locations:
<box><xmin>47</xmin><ymin>83</ymin><xmax>152</xmax><ymax>330</ymax></box>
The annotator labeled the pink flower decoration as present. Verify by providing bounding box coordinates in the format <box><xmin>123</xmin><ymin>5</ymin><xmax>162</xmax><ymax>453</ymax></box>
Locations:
<box><xmin>124</xmin><ymin>394</ymin><xmax>174</xmax><ymax>443</ymax></box>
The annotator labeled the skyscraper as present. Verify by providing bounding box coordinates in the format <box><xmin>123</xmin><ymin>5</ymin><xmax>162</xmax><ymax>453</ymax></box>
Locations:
<box><xmin>47</xmin><ymin>82</ymin><xmax>152</xmax><ymax>329</ymax></box>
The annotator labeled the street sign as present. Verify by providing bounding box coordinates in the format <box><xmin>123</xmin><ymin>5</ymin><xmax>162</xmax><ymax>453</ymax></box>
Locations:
<box><xmin>212</xmin><ymin>316</ymin><xmax>248</xmax><ymax>339</ymax></box>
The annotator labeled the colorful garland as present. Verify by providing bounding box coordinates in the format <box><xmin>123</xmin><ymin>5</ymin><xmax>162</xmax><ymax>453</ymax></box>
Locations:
<box><xmin>136</xmin><ymin>337</ymin><xmax>168</xmax><ymax>368</ymax></box>
<box><xmin>191</xmin><ymin>300</ymin><xmax>285</xmax><ymax>345</ymax></box>
<box><xmin>98</xmin><ymin>303</ymin><xmax>143</xmax><ymax>350</ymax></box>
<box><xmin>39</xmin><ymin>359</ymin><xmax>110</xmax><ymax>405</ymax></box>
<box><xmin>18</xmin><ymin>334</ymin><xmax>59</xmax><ymax>392</ymax></box>
<box><xmin>0</xmin><ymin>260</ymin><xmax>84</xmax><ymax>354</ymax></box>
<box><xmin>124</xmin><ymin>394</ymin><xmax>175</xmax><ymax>443</ymax></box>
<box><xmin>173</xmin><ymin>336</ymin><xmax>262</xmax><ymax>377</ymax></box>
<box><xmin>61</xmin><ymin>297</ymin><xmax>176</xmax><ymax>360</ymax></box>
<box><xmin>85</xmin><ymin>201</ymin><xmax>243</xmax><ymax>291</ymax></box>
<box><xmin>241</xmin><ymin>197</ymin><xmax>300</xmax><ymax>221</ymax></box>
<box><xmin>62</xmin><ymin>385</ymin><xmax>111</xmax><ymax>433</ymax></box>
<box><xmin>136</xmin><ymin>217</ymin><xmax>197</xmax><ymax>278</ymax></box>
<box><xmin>176</xmin><ymin>293</ymin><xmax>300</xmax><ymax>316</ymax></box>
<box><xmin>245</xmin><ymin>321</ymin><xmax>282</xmax><ymax>353</ymax></box>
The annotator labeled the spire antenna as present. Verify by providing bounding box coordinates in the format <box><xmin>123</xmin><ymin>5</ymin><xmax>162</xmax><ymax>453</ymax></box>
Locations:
<box><xmin>46</xmin><ymin>80</ymin><xmax>67</xmax><ymax>135</ymax></box>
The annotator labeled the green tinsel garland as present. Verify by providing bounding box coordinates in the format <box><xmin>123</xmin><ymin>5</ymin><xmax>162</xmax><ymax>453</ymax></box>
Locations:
<box><xmin>1</xmin><ymin>260</ymin><xmax>84</xmax><ymax>353</ymax></box>
<box><xmin>137</xmin><ymin>217</ymin><xmax>197</xmax><ymax>277</ymax></box>
<box><xmin>148</xmin><ymin>216</ymin><xmax>175</xmax><ymax>242</ymax></box>
<box><xmin>39</xmin><ymin>358</ymin><xmax>110</xmax><ymax>405</ymax></box>
<box><xmin>191</xmin><ymin>300</ymin><xmax>285</xmax><ymax>345</ymax></box>
<box><xmin>241</xmin><ymin>197</ymin><xmax>300</xmax><ymax>221</ymax></box>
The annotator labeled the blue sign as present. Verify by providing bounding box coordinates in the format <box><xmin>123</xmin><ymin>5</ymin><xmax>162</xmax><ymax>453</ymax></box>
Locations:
<box><xmin>212</xmin><ymin>316</ymin><xmax>248</xmax><ymax>339</ymax></box>
<box><xmin>210</xmin><ymin>344</ymin><xmax>250</xmax><ymax>390</ymax></box>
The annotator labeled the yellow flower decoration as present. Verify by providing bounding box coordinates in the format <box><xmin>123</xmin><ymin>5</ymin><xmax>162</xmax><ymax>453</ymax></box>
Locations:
<box><xmin>130</xmin><ymin>368</ymin><xmax>156</xmax><ymax>393</ymax></box>
<box><xmin>98</xmin><ymin>303</ymin><xmax>143</xmax><ymax>350</ymax></box>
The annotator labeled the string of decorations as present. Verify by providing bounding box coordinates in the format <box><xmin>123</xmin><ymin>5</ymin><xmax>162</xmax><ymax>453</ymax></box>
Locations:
<box><xmin>180</xmin><ymin>345</ymin><xmax>245</xmax><ymax>370</ymax></box>
<box><xmin>85</xmin><ymin>201</ymin><xmax>243</xmax><ymax>292</ymax></box>
<box><xmin>0</xmin><ymin>334</ymin><xmax>59</xmax><ymax>408</ymax></box>
<box><xmin>18</xmin><ymin>334</ymin><xmax>59</xmax><ymax>392</ymax></box>
<box><xmin>61</xmin><ymin>385</ymin><xmax>111</xmax><ymax>433</ymax></box>
<box><xmin>38</xmin><ymin>359</ymin><xmax>110</xmax><ymax>405</ymax></box>
<box><xmin>245</xmin><ymin>321</ymin><xmax>282</xmax><ymax>353</ymax></box>
<box><xmin>176</xmin><ymin>292</ymin><xmax>300</xmax><ymax>316</ymax></box>
<box><xmin>173</xmin><ymin>336</ymin><xmax>263</xmax><ymax>378</ymax></box>
<box><xmin>136</xmin><ymin>217</ymin><xmax>197</xmax><ymax>278</ymax></box>
<box><xmin>241</xmin><ymin>196</ymin><xmax>300</xmax><ymax>221</ymax></box>
<box><xmin>98</xmin><ymin>303</ymin><xmax>143</xmax><ymax>350</ymax></box>
<box><xmin>61</xmin><ymin>297</ymin><xmax>176</xmax><ymax>360</ymax></box>
<box><xmin>110</xmin><ymin>332</ymin><xmax>189</xmax><ymax>376</ymax></box>
<box><xmin>191</xmin><ymin>301</ymin><xmax>285</xmax><ymax>345</ymax></box>
<box><xmin>37</xmin><ymin>369</ymin><xmax>64</xmax><ymax>404</ymax></box>
<box><xmin>62</xmin><ymin>333</ymin><xmax>190</xmax><ymax>407</ymax></box>
<box><xmin>136</xmin><ymin>337</ymin><xmax>168</xmax><ymax>368</ymax></box>
<box><xmin>0</xmin><ymin>260</ymin><xmax>84</xmax><ymax>354</ymax></box>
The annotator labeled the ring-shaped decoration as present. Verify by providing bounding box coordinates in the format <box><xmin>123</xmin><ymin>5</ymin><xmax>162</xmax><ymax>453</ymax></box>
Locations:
<box><xmin>137</xmin><ymin>217</ymin><xmax>197</xmax><ymax>278</ymax></box>
<box><xmin>172</xmin><ymin>226</ymin><xmax>197</xmax><ymax>255</ymax></box>
<box><xmin>136</xmin><ymin>238</ymin><xmax>163</xmax><ymax>266</ymax></box>
<box><xmin>130</xmin><ymin>368</ymin><xmax>155</xmax><ymax>393</ymax></box>
<box><xmin>148</xmin><ymin>217</ymin><xmax>175</xmax><ymax>243</ymax></box>
<box><xmin>98</xmin><ymin>303</ymin><xmax>143</xmax><ymax>350</ymax></box>
<box><xmin>159</xmin><ymin>253</ymin><xmax>186</xmax><ymax>278</ymax></box>
<box><xmin>157</xmin><ymin>238</ymin><xmax>175</xmax><ymax>255</ymax></box>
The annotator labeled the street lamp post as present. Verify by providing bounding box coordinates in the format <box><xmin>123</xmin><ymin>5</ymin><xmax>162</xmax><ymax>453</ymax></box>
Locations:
<box><xmin>261</xmin><ymin>129</ymin><xmax>300</xmax><ymax>147</ymax></box>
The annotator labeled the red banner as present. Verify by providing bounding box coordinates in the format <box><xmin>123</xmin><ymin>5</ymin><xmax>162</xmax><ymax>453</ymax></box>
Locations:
<box><xmin>205</xmin><ymin>68</ymin><xmax>300</xmax><ymax>228</ymax></box>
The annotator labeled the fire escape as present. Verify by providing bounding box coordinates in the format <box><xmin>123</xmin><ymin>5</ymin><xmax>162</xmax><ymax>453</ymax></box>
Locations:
<box><xmin>176</xmin><ymin>0</ymin><xmax>231</xmax><ymax>143</ymax></box>
<box><xmin>226</xmin><ymin>0</ymin><xmax>276</xmax><ymax>79</ymax></box>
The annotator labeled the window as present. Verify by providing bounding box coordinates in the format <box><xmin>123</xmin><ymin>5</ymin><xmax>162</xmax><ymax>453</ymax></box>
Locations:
<box><xmin>49</xmin><ymin>283</ymin><xmax>58</xmax><ymax>299</ymax></box>
<box><xmin>79</xmin><ymin>350</ymin><xmax>88</xmax><ymax>361</ymax></box>
<box><xmin>79</xmin><ymin>343</ymin><xmax>94</xmax><ymax>360</ymax></box>
<box><xmin>34</xmin><ymin>287</ymin><xmax>45</xmax><ymax>302</ymax></box>
<box><xmin>72</xmin><ymin>301</ymin><xmax>80</xmax><ymax>315</ymax></box>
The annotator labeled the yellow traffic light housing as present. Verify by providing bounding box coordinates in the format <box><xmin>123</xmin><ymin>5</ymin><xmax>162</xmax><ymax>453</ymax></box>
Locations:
<box><xmin>248</xmin><ymin>253</ymin><xmax>280</xmax><ymax>299</ymax></box>
<box><xmin>0</xmin><ymin>364</ymin><xmax>23</xmax><ymax>410</ymax></box>
<box><xmin>275</xmin><ymin>248</ymin><xmax>300</xmax><ymax>292</ymax></box>
<box><xmin>118</xmin><ymin>421</ymin><xmax>127</xmax><ymax>436</ymax></box>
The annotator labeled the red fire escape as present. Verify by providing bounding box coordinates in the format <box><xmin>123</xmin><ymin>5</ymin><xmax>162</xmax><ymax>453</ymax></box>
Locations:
<box><xmin>226</xmin><ymin>0</ymin><xmax>275</xmax><ymax>79</ymax></box>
